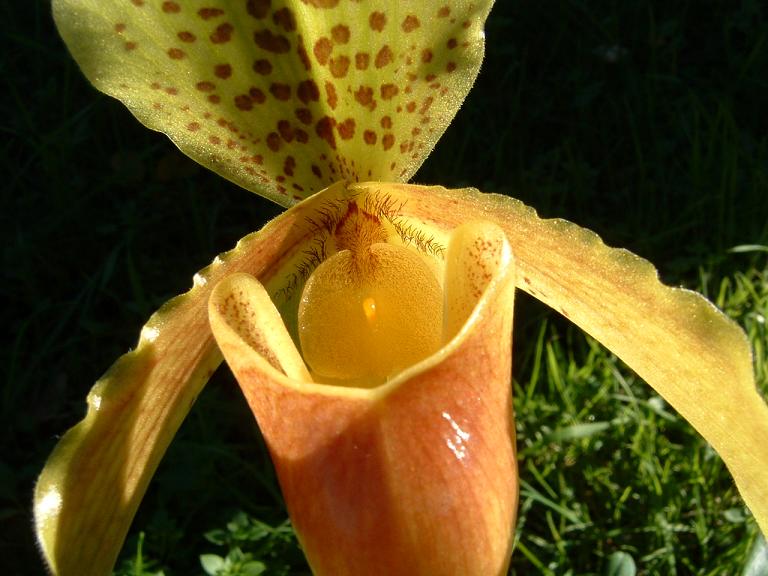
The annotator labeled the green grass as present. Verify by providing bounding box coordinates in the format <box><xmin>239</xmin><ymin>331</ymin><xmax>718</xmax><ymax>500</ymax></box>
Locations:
<box><xmin>510</xmin><ymin>268</ymin><xmax>768</xmax><ymax>574</ymax></box>
<box><xmin>3</xmin><ymin>1</ymin><xmax>768</xmax><ymax>574</ymax></box>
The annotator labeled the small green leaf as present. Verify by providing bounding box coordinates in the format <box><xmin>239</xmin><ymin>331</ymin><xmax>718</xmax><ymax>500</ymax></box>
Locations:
<box><xmin>545</xmin><ymin>421</ymin><xmax>612</xmax><ymax>442</ymax></box>
<box><xmin>742</xmin><ymin>534</ymin><xmax>768</xmax><ymax>576</ymax></box>
<box><xmin>200</xmin><ymin>553</ymin><xmax>225</xmax><ymax>575</ymax></box>
<box><xmin>729</xmin><ymin>244</ymin><xmax>768</xmax><ymax>254</ymax></box>
<box><xmin>603</xmin><ymin>551</ymin><xmax>637</xmax><ymax>576</ymax></box>
<box><xmin>241</xmin><ymin>560</ymin><xmax>267</xmax><ymax>576</ymax></box>
<box><xmin>724</xmin><ymin>507</ymin><xmax>747</xmax><ymax>524</ymax></box>
<box><xmin>204</xmin><ymin>528</ymin><xmax>229</xmax><ymax>546</ymax></box>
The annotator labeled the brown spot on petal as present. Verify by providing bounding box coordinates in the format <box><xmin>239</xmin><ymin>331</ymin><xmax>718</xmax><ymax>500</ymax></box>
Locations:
<box><xmin>375</xmin><ymin>45</ymin><xmax>393</xmax><ymax>68</ymax></box>
<box><xmin>301</xmin><ymin>0</ymin><xmax>338</xmax><ymax>7</ymax></box>
<box><xmin>329</xmin><ymin>56</ymin><xmax>350</xmax><ymax>78</ymax></box>
<box><xmin>199</xmin><ymin>7</ymin><xmax>224</xmax><ymax>19</ymax></box>
<box><xmin>380</xmin><ymin>84</ymin><xmax>398</xmax><ymax>100</ymax></box>
<box><xmin>364</xmin><ymin>130</ymin><xmax>377</xmax><ymax>145</ymax></box>
<box><xmin>296</xmin><ymin>129</ymin><xmax>309</xmax><ymax>143</ymax></box>
<box><xmin>382</xmin><ymin>134</ymin><xmax>395</xmax><ymax>150</ymax></box>
<box><xmin>331</xmin><ymin>24</ymin><xmax>350</xmax><ymax>44</ymax></box>
<box><xmin>312</xmin><ymin>164</ymin><xmax>322</xmax><ymax>178</ymax></box>
<box><xmin>253</xmin><ymin>59</ymin><xmax>272</xmax><ymax>75</ymax></box>
<box><xmin>278</xmin><ymin>120</ymin><xmax>294</xmax><ymax>142</ymax></box>
<box><xmin>249</xmin><ymin>87</ymin><xmax>266</xmax><ymax>103</ymax></box>
<box><xmin>447</xmin><ymin>38</ymin><xmax>458</xmax><ymax>49</ymax></box>
<box><xmin>210</xmin><ymin>23</ymin><xmax>234</xmax><ymax>44</ymax></box>
<box><xmin>380</xmin><ymin>116</ymin><xmax>392</xmax><ymax>129</ymax></box>
<box><xmin>131</xmin><ymin>0</ymin><xmax>144</xmax><ymax>6</ymax></box>
<box><xmin>316</xmin><ymin>116</ymin><xmax>337</xmax><ymax>149</ymax></box>
<box><xmin>447</xmin><ymin>61</ymin><xmax>457</xmax><ymax>72</ymax></box>
<box><xmin>167</xmin><ymin>48</ymin><xmax>185</xmax><ymax>59</ymax></box>
<box><xmin>162</xmin><ymin>1</ymin><xmax>180</xmax><ymax>13</ymax></box>
<box><xmin>187</xmin><ymin>122</ymin><xmax>200</xmax><ymax>131</ymax></box>
<box><xmin>296</xmin><ymin>107</ymin><xmax>313</xmax><ymax>125</ymax></box>
<box><xmin>235</xmin><ymin>94</ymin><xmax>253</xmax><ymax>110</ymax></box>
<box><xmin>313</xmin><ymin>37</ymin><xmax>332</xmax><ymax>65</ymax></box>
<box><xmin>421</xmin><ymin>49</ymin><xmax>433</xmax><ymax>63</ymax></box>
<box><xmin>273</xmin><ymin>7</ymin><xmax>296</xmax><ymax>32</ymax></box>
<box><xmin>297</xmin><ymin>79</ymin><xmax>320</xmax><ymax>104</ymax></box>
<box><xmin>115</xmin><ymin>23</ymin><xmax>126</xmax><ymax>33</ymax></box>
<box><xmin>354</xmin><ymin>86</ymin><xmax>375</xmax><ymax>110</ymax></box>
<box><xmin>369</xmin><ymin>11</ymin><xmax>386</xmax><ymax>31</ymax></box>
<box><xmin>246</xmin><ymin>0</ymin><xmax>270</xmax><ymax>19</ymax></box>
<box><xmin>438</xmin><ymin>6</ymin><xmax>451</xmax><ymax>17</ymax></box>
<box><xmin>214</xmin><ymin>63</ymin><xmax>232</xmax><ymax>78</ymax></box>
<box><xmin>178</xmin><ymin>31</ymin><xmax>196</xmax><ymax>42</ymax></box>
<box><xmin>124</xmin><ymin>41</ymin><xmax>137</xmax><ymax>51</ymax></box>
<box><xmin>325</xmin><ymin>81</ymin><xmax>338</xmax><ymax>109</ymax></box>
<box><xmin>355</xmin><ymin>52</ymin><xmax>370</xmax><ymax>70</ymax></box>
<box><xmin>283</xmin><ymin>155</ymin><xmax>296</xmax><ymax>176</ymax></box>
<box><xmin>254</xmin><ymin>30</ymin><xmax>290</xmax><ymax>53</ymax></box>
<box><xmin>297</xmin><ymin>36</ymin><xmax>312</xmax><ymax>71</ymax></box>
<box><xmin>208</xmin><ymin>94</ymin><xmax>221</xmax><ymax>103</ymax></box>
<box><xmin>338</xmin><ymin>118</ymin><xmax>355</xmax><ymax>140</ymax></box>
<box><xmin>196</xmin><ymin>81</ymin><xmax>215</xmax><ymax>92</ymax></box>
<box><xmin>267</xmin><ymin>132</ymin><xmax>281</xmax><ymax>151</ymax></box>
<box><xmin>402</xmin><ymin>15</ymin><xmax>420</xmax><ymax>32</ymax></box>
<box><xmin>270</xmin><ymin>83</ymin><xmax>291</xmax><ymax>100</ymax></box>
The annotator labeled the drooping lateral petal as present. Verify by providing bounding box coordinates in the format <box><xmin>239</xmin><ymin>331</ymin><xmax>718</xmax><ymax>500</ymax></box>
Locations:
<box><xmin>374</xmin><ymin>182</ymin><xmax>768</xmax><ymax>536</ymax></box>
<box><xmin>53</xmin><ymin>0</ymin><xmax>492</xmax><ymax>206</ymax></box>
<box><xmin>208</xmin><ymin>220</ymin><xmax>518</xmax><ymax>576</ymax></box>
<box><xmin>34</xmin><ymin>182</ymin><xmax>349</xmax><ymax>576</ymax></box>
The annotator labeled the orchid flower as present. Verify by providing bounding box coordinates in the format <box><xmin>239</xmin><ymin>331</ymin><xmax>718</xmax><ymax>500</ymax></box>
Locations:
<box><xmin>36</xmin><ymin>1</ymin><xmax>768</xmax><ymax>574</ymax></box>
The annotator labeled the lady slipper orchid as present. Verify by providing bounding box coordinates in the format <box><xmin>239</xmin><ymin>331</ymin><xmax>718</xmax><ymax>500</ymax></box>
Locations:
<box><xmin>36</xmin><ymin>0</ymin><xmax>768</xmax><ymax>575</ymax></box>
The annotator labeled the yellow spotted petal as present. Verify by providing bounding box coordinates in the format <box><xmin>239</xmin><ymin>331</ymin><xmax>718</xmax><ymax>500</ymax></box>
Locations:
<box><xmin>356</xmin><ymin>182</ymin><xmax>768</xmax><ymax>537</ymax></box>
<box><xmin>34</xmin><ymin>182</ymin><xmax>352</xmax><ymax>576</ymax></box>
<box><xmin>53</xmin><ymin>0</ymin><xmax>492</xmax><ymax>206</ymax></box>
